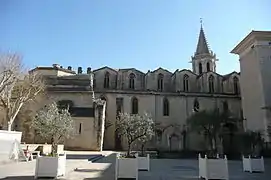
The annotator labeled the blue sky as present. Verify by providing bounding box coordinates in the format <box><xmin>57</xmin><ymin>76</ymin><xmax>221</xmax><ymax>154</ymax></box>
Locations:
<box><xmin>0</xmin><ymin>0</ymin><xmax>270</xmax><ymax>74</ymax></box>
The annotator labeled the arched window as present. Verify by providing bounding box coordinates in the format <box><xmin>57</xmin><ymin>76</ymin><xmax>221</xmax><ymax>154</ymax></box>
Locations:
<box><xmin>157</xmin><ymin>73</ymin><xmax>164</xmax><ymax>91</ymax></box>
<box><xmin>193</xmin><ymin>99</ymin><xmax>200</xmax><ymax>112</ymax></box>
<box><xmin>221</xmin><ymin>82</ymin><xmax>224</xmax><ymax>93</ymax></box>
<box><xmin>183</xmin><ymin>74</ymin><xmax>189</xmax><ymax>92</ymax></box>
<box><xmin>223</xmin><ymin>101</ymin><xmax>229</xmax><ymax>113</ymax></box>
<box><xmin>208</xmin><ymin>75</ymin><xmax>214</xmax><ymax>93</ymax></box>
<box><xmin>207</xmin><ymin>62</ymin><xmax>210</xmax><ymax>72</ymax></box>
<box><xmin>240</xmin><ymin>109</ymin><xmax>244</xmax><ymax>119</ymax></box>
<box><xmin>131</xmin><ymin>97</ymin><xmax>138</xmax><ymax>114</ymax></box>
<box><xmin>233</xmin><ymin>76</ymin><xmax>239</xmax><ymax>94</ymax></box>
<box><xmin>104</xmin><ymin>72</ymin><xmax>110</xmax><ymax>88</ymax></box>
<box><xmin>163</xmin><ymin>98</ymin><xmax>169</xmax><ymax>116</ymax></box>
<box><xmin>129</xmin><ymin>73</ymin><xmax>135</xmax><ymax>89</ymax></box>
<box><xmin>199</xmin><ymin>63</ymin><xmax>203</xmax><ymax>74</ymax></box>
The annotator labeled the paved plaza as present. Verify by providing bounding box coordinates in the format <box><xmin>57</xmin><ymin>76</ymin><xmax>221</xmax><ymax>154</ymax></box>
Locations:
<box><xmin>0</xmin><ymin>152</ymin><xmax>271</xmax><ymax>180</ymax></box>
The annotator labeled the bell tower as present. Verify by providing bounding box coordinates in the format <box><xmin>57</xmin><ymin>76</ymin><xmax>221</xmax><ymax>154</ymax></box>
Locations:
<box><xmin>190</xmin><ymin>20</ymin><xmax>218</xmax><ymax>74</ymax></box>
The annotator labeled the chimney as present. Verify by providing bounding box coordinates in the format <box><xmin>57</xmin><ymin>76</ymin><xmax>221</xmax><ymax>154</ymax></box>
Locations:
<box><xmin>87</xmin><ymin>67</ymin><xmax>91</xmax><ymax>74</ymax></box>
<box><xmin>52</xmin><ymin>64</ymin><xmax>60</xmax><ymax>68</ymax></box>
<box><xmin>78</xmin><ymin>67</ymin><xmax>82</xmax><ymax>74</ymax></box>
<box><xmin>67</xmin><ymin>66</ymin><xmax>72</xmax><ymax>70</ymax></box>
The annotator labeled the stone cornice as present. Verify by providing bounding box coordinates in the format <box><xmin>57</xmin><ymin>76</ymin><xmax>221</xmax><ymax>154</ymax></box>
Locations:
<box><xmin>231</xmin><ymin>31</ymin><xmax>271</xmax><ymax>55</ymax></box>
<box><xmin>47</xmin><ymin>87</ymin><xmax>240</xmax><ymax>99</ymax></box>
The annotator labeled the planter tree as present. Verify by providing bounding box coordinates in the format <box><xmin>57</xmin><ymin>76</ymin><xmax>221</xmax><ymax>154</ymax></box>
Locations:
<box><xmin>187</xmin><ymin>108</ymin><xmax>238</xmax><ymax>157</ymax></box>
<box><xmin>240</xmin><ymin>130</ymin><xmax>264</xmax><ymax>157</ymax></box>
<box><xmin>241</xmin><ymin>130</ymin><xmax>265</xmax><ymax>173</ymax></box>
<box><xmin>116</xmin><ymin>112</ymin><xmax>155</xmax><ymax>157</ymax></box>
<box><xmin>0</xmin><ymin>53</ymin><xmax>45</xmax><ymax>131</ymax></box>
<box><xmin>189</xmin><ymin>109</ymin><xmax>237</xmax><ymax>180</ymax></box>
<box><xmin>32</xmin><ymin>102</ymin><xmax>75</xmax><ymax>155</ymax></box>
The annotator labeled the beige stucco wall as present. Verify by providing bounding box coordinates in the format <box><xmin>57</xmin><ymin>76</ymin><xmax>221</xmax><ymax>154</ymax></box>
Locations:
<box><xmin>98</xmin><ymin>92</ymin><xmax>241</xmax><ymax>151</ymax></box>
<box><xmin>65</xmin><ymin>117</ymin><xmax>99</xmax><ymax>150</ymax></box>
<box><xmin>240</xmin><ymin>42</ymin><xmax>271</xmax><ymax>135</ymax></box>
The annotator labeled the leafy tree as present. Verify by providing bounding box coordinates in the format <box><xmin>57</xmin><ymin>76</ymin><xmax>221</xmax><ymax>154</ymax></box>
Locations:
<box><xmin>240</xmin><ymin>130</ymin><xmax>264</xmax><ymax>156</ymax></box>
<box><xmin>116</xmin><ymin>112</ymin><xmax>155</xmax><ymax>157</ymax></box>
<box><xmin>32</xmin><ymin>102</ymin><xmax>75</xmax><ymax>155</ymax></box>
<box><xmin>187</xmin><ymin>108</ymin><xmax>238</xmax><ymax>156</ymax></box>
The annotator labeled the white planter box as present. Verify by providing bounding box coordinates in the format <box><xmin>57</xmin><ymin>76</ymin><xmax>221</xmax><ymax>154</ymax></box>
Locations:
<box><xmin>35</xmin><ymin>153</ymin><xmax>66</xmax><ymax>179</ymax></box>
<box><xmin>0</xmin><ymin>130</ymin><xmax>22</xmax><ymax>162</ymax></box>
<box><xmin>135</xmin><ymin>153</ymin><xmax>150</xmax><ymax>171</ymax></box>
<box><xmin>242</xmin><ymin>156</ymin><xmax>265</xmax><ymax>173</ymax></box>
<box><xmin>115</xmin><ymin>155</ymin><xmax>138</xmax><ymax>180</ymax></box>
<box><xmin>57</xmin><ymin>145</ymin><xmax>64</xmax><ymax>154</ymax></box>
<box><xmin>198</xmin><ymin>154</ymin><xmax>229</xmax><ymax>180</ymax></box>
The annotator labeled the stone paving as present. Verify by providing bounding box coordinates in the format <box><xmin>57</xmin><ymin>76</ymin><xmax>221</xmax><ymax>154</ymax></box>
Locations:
<box><xmin>0</xmin><ymin>152</ymin><xmax>271</xmax><ymax>179</ymax></box>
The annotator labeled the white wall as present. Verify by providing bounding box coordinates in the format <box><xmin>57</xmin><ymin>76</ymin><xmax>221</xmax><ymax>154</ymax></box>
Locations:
<box><xmin>0</xmin><ymin>130</ymin><xmax>22</xmax><ymax>162</ymax></box>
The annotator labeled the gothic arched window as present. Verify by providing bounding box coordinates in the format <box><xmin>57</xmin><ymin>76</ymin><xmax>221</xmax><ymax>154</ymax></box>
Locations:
<box><xmin>104</xmin><ymin>72</ymin><xmax>110</xmax><ymax>89</ymax></box>
<box><xmin>233</xmin><ymin>76</ymin><xmax>239</xmax><ymax>94</ymax></box>
<box><xmin>223</xmin><ymin>101</ymin><xmax>229</xmax><ymax>113</ymax></box>
<box><xmin>131</xmin><ymin>97</ymin><xmax>138</xmax><ymax>114</ymax></box>
<box><xmin>129</xmin><ymin>73</ymin><xmax>135</xmax><ymax>89</ymax></box>
<box><xmin>183</xmin><ymin>74</ymin><xmax>189</xmax><ymax>92</ymax></box>
<box><xmin>157</xmin><ymin>73</ymin><xmax>164</xmax><ymax>91</ymax></box>
<box><xmin>193</xmin><ymin>98</ymin><xmax>200</xmax><ymax>112</ymax></box>
<box><xmin>208</xmin><ymin>75</ymin><xmax>214</xmax><ymax>93</ymax></box>
<box><xmin>199</xmin><ymin>63</ymin><xmax>203</xmax><ymax>74</ymax></box>
<box><xmin>163</xmin><ymin>98</ymin><xmax>169</xmax><ymax>116</ymax></box>
<box><xmin>207</xmin><ymin>62</ymin><xmax>210</xmax><ymax>72</ymax></box>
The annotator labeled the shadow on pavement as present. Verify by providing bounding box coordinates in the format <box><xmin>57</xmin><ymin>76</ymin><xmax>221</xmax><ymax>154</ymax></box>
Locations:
<box><xmin>83</xmin><ymin>153</ymin><xmax>116</xmax><ymax>180</ymax></box>
<box><xmin>66</xmin><ymin>154</ymin><xmax>101</xmax><ymax>160</ymax></box>
<box><xmin>74</xmin><ymin>168</ymin><xmax>104</xmax><ymax>173</ymax></box>
<box><xmin>0</xmin><ymin>176</ymin><xmax>36</xmax><ymax>180</ymax></box>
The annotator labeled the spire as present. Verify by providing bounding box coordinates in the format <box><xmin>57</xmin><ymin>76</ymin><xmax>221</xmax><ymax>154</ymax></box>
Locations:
<box><xmin>195</xmin><ymin>19</ymin><xmax>210</xmax><ymax>55</ymax></box>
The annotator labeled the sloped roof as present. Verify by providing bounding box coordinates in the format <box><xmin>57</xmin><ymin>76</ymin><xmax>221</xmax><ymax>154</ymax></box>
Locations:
<box><xmin>195</xmin><ymin>26</ymin><xmax>210</xmax><ymax>55</ymax></box>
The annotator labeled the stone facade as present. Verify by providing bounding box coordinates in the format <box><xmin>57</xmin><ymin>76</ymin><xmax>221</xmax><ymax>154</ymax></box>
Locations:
<box><xmin>231</xmin><ymin>31</ymin><xmax>271</xmax><ymax>141</ymax></box>
<box><xmin>24</xmin><ymin>26</ymin><xmax>243</xmax><ymax>152</ymax></box>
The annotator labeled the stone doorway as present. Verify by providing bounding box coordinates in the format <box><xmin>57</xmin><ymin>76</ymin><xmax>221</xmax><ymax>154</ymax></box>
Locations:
<box><xmin>169</xmin><ymin>134</ymin><xmax>180</xmax><ymax>151</ymax></box>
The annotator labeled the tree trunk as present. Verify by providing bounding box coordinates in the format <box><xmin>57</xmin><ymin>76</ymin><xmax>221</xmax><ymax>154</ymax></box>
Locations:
<box><xmin>6</xmin><ymin>102</ymin><xmax>24</xmax><ymax>131</ymax></box>
<box><xmin>7</xmin><ymin>121</ymin><xmax>12</xmax><ymax>131</ymax></box>
<box><xmin>141</xmin><ymin>144</ymin><xmax>144</xmax><ymax>156</ymax></box>
<box><xmin>51</xmin><ymin>137</ymin><xmax>57</xmax><ymax>156</ymax></box>
<box><xmin>127</xmin><ymin>143</ymin><xmax>131</xmax><ymax>157</ymax></box>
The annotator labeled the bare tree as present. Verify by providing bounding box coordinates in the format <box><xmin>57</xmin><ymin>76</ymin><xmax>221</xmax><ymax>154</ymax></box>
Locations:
<box><xmin>0</xmin><ymin>53</ymin><xmax>45</xmax><ymax>131</ymax></box>
<box><xmin>0</xmin><ymin>53</ymin><xmax>21</xmax><ymax>95</ymax></box>
<box><xmin>116</xmin><ymin>112</ymin><xmax>155</xmax><ymax>157</ymax></box>
<box><xmin>32</xmin><ymin>102</ymin><xmax>75</xmax><ymax>155</ymax></box>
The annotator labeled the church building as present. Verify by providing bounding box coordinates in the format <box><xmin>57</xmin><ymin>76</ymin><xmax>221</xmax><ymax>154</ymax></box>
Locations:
<box><xmin>26</xmin><ymin>25</ymin><xmax>242</xmax><ymax>151</ymax></box>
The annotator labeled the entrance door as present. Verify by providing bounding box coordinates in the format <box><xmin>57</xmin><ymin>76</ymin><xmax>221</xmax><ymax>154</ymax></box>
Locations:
<box><xmin>170</xmin><ymin>135</ymin><xmax>179</xmax><ymax>151</ymax></box>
